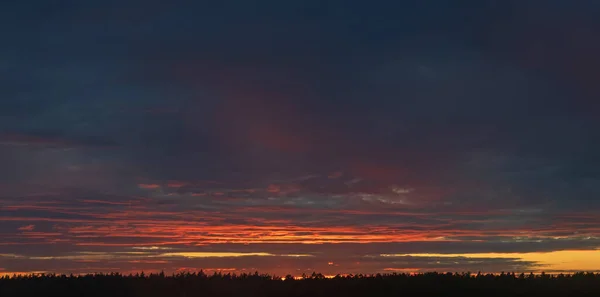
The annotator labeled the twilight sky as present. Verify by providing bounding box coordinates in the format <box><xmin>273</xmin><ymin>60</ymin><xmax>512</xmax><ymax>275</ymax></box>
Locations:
<box><xmin>1</xmin><ymin>0</ymin><xmax>600</xmax><ymax>276</ymax></box>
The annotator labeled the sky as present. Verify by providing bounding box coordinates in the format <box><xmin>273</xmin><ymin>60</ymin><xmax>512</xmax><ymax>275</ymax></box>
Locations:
<box><xmin>1</xmin><ymin>0</ymin><xmax>600</xmax><ymax>276</ymax></box>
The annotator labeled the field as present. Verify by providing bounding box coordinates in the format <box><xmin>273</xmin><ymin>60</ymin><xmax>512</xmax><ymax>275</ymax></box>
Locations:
<box><xmin>2</xmin><ymin>271</ymin><xmax>600</xmax><ymax>296</ymax></box>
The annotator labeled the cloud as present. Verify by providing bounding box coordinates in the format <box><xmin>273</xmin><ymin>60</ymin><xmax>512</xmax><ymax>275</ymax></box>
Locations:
<box><xmin>8</xmin><ymin>247</ymin><xmax>600</xmax><ymax>276</ymax></box>
<box><xmin>17</xmin><ymin>225</ymin><xmax>35</xmax><ymax>231</ymax></box>
<box><xmin>159</xmin><ymin>252</ymin><xmax>312</xmax><ymax>258</ymax></box>
<box><xmin>0</xmin><ymin>133</ymin><xmax>118</xmax><ymax>149</ymax></box>
<box><xmin>1</xmin><ymin>0</ymin><xmax>599</xmax><ymax>276</ymax></box>
<box><xmin>138</xmin><ymin>184</ymin><xmax>161</xmax><ymax>190</ymax></box>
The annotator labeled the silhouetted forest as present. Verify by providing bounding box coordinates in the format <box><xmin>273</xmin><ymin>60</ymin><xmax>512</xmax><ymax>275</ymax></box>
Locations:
<box><xmin>2</xmin><ymin>271</ymin><xmax>600</xmax><ymax>297</ymax></box>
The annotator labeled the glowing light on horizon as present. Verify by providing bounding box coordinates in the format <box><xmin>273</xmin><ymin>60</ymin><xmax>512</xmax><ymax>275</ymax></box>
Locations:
<box><xmin>383</xmin><ymin>250</ymin><xmax>600</xmax><ymax>272</ymax></box>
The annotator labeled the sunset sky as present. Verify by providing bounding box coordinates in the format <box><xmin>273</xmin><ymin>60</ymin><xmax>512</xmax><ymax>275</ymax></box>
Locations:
<box><xmin>1</xmin><ymin>1</ymin><xmax>600</xmax><ymax>276</ymax></box>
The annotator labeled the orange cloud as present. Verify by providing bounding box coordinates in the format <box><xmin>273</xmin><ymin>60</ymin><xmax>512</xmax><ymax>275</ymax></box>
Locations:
<box><xmin>138</xmin><ymin>184</ymin><xmax>160</xmax><ymax>190</ymax></box>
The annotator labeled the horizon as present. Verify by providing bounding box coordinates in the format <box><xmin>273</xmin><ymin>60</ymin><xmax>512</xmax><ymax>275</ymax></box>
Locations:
<box><xmin>2</xmin><ymin>0</ymin><xmax>600</xmax><ymax>276</ymax></box>
<box><xmin>3</xmin><ymin>269</ymin><xmax>600</xmax><ymax>279</ymax></box>
<box><xmin>3</xmin><ymin>249</ymin><xmax>600</xmax><ymax>277</ymax></box>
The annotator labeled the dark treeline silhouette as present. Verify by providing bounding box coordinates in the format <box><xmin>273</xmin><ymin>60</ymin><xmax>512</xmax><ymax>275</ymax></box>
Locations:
<box><xmin>2</xmin><ymin>271</ymin><xmax>600</xmax><ymax>296</ymax></box>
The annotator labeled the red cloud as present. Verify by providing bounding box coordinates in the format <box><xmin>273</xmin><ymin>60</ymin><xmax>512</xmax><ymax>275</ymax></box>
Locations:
<box><xmin>18</xmin><ymin>225</ymin><xmax>35</xmax><ymax>231</ymax></box>
<box><xmin>167</xmin><ymin>181</ymin><xmax>186</xmax><ymax>188</ymax></box>
<box><xmin>266</xmin><ymin>185</ymin><xmax>280</xmax><ymax>193</ymax></box>
<box><xmin>212</xmin><ymin>85</ymin><xmax>319</xmax><ymax>154</ymax></box>
<box><xmin>328</xmin><ymin>171</ymin><xmax>343</xmax><ymax>179</ymax></box>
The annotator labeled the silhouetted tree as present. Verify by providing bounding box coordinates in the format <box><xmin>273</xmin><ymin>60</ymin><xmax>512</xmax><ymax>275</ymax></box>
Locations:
<box><xmin>1</xmin><ymin>270</ymin><xmax>600</xmax><ymax>297</ymax></box>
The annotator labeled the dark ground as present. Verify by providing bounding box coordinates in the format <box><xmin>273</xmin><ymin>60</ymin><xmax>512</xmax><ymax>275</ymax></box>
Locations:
<box><xmin>2</xmin><ymin>271</ymin><xmax>600</xmax><ymax>297</ymax></box>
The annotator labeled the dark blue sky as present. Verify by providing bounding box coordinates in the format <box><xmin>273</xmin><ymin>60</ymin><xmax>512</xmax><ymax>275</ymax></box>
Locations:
<box><xmin>1</xmin><ymin>0</ymin><xmax>599</xmax><ymax>275</ymax></box>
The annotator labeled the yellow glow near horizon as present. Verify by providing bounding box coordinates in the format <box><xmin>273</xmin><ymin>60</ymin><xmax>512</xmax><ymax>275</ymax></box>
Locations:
<box><xmin>158</xmin><ymin>252</ymin><xmax>313</xmax><ymax>258</ymax></box>
<box><xmin>385</xmin><ymin>250</ymin><xmax>600</xmax><ymax>272</ymax></box>
<box><xmin>0</xmin><ymin>271</ymin><xmax>47</xmax><ymax>277</ymax></box>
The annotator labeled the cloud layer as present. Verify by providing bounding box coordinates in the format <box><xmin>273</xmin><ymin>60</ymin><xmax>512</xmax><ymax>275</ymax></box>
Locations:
<box><xmin>1</xmin><ymin>0</ymin><xmax>599</xmax><ymax>275</ymax></box>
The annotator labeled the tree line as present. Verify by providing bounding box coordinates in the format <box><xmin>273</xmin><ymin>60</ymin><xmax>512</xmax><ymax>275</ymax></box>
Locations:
<box><xmin>2</xmin><ymin>271</ymin><xmax>600</xmax><ymax>296</ymax></box>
